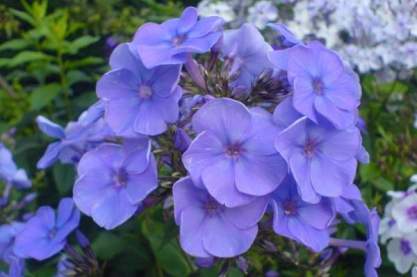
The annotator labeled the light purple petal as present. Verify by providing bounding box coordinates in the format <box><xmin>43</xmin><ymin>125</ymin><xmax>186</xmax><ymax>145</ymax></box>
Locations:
<box><xmin>201</xmin><ymin>158</ymin><xmax>253</xmax><ymax>207</ymax></box>
<box><xmin>36</xmin><ymin>116</ymin><xmax>65</xmax><ymax>139</ymax></box>
<box><xmin>314</xmin><ymin>96</ymin><xmax>356</xmax><ymax>129</ymax></box>
<box><xmin>179</xmin><ymin>208</ymin><xmax>211</xmax><ymax>258</ymax></box>
<box><xmin>287</xmin><ymin>218</ymin><xmax>330</xmax><ymax>252</ymax></box>
<box><xmin>289</xmin><ymin>152</ymin><xmax>320</xmax><ymax>203</ymax></box>
<box><xmin>192</xmin><ymin>98</ymin><xmax>252</xmax><ymax>144</ymax></box>
<box><xmin>224</xmin><ymin>196</ymin><xmax>269</xmax><ymax>229</ymax></box>
<box><xmin>202</xmin><ymin>215</ymin><xmax>257</xmax><ymax>257</ymax></box>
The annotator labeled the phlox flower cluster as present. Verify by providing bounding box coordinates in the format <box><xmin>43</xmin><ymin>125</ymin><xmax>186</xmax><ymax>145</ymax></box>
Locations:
<box><xmin>379</xmin><ymin>178</ymin><xmax>417</xmax><ymax>274</ymax></box>
<box><xmin>2</xmin><ymin>6</ymin><xmax>383</xmax><ymax>276</ymax></box>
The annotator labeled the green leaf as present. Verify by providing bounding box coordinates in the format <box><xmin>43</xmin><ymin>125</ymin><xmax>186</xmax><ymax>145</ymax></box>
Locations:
<box><xmin>92</xmin><ymin>232</ymin><xmax>127</xmax><ymax>260</ymax></box>
<box><xmin>67</xmin><ymin>57</ymin><xmax>104</xmax><ymax>68</ymax></box>
<box><xmin>10</xmin><ymin>9</ymin><xmax>35</xmax><ymax>25</ymax></box>
<box><xmin>372</xmin><ymin>177</ymin><xmax>394</xmax><ymax>192</ymax></box>
<box><xmin>66</xmin><ymin>36</ymin><xmax>99</xmax><ymax>53</ymax></box>
<box><xmin>67</xmin><ymin>70</ymin><xmax>90</xmax><ymax>86</ymax></box>
<box><xmin>0</xmin><ymin>39</ymin><xmax>31</xmax><ymax>51</ymax></box>
<box><xmin>5</xmin><ymin>51</ymin><xmax>50</xmax><ymax>68</ymax></box>
<box><xmin>52</xmin><ymin>163</ymin><xmax>75</xmax><ymax>195</ymax></box>
<box><xmin>30</xmin><ymin>83</ymin><xmax>61</xmax><ymax>110</ymax></box>
<box><xmin>142</xmin><ymin>217</ymin><xmax>192</xmax><ymax>277</ymax></box>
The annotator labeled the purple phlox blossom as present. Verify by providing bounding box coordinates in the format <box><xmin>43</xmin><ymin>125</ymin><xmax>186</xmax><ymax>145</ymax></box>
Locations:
<box><xmin>0</xmin><ymin>144</ymin><xmax>31</xmax><ymax>189</ymax></box>
<box><xmin>134</xmin><ymin>7</ymin><xmax>223</xmax><ymax>68</ymax></box>
<box><xmin>183</xmin><ymin>98</ymin><xmax>287</xmax><ymax>207</ymax></box>
<box><xmin>97</xmin><ymin>42</ymin><xmax>182</xmax><ymax>136</ymax></box>
<box><xmin>270</xmin><ymin>175</ymin><xmax>334</xmax><ymax>252</ymax></box>
<box><xmin>174</xmin><ymin>128</ymin><xmax>191</xmax><ymax>152</ymax></box>
<box><xmin>173</xmin><ymin>177</ymin><xmax>269</xmax><ymax>258</ymax></box>
<box><xmin>272</xmin><ymin>96</ymin><xmax>302</xmax><ymax>132</ymax></box>
<box><xmin>0</xmin><ymin>222</ymin><xmax>24</xmax><ymax>262</ymax></box>
<box><xmin>73</xmin><ymin>138</ymin><xmax>157</xmax><ymax>229</ymax></box>
<box><xmin>346</xmin><ymin>202</ymin><xmax>382</xmax><ymax>277</ymax></box>
<box><xmin>221</xmin><ymin>24</ymin><xmax>273</xmax><ymax>94</ymax></box>
<box><xmin>275</xmin><ymin>117</ymin><xmax>360</xmax><ymax>203</ymax></box>
<box><xmin>268</xmin><ymin>23</ymin><xmax>301</xmax><ymax>49</ymax></box>
<box><xmin>13</xmin><ymin>198</ymin><xmax>80</xmax><ymax>261</ymax></box>
<box><xmin>269</xmin><ymin>41</ymin><xmax>361</xmax><ymax>129</ymax></box>
<box><xmin>0</xmin><ymin>255</ymin><xmax>24</xmax><ymax>277</ymax></box>
<box><xmin>332</xmin><ymin>183</ymin><xmax>362</xmax><ymax>224</ymax></box>
<box><xmin>391</xmin><ymin>193</ymin><xmax>417</xmax><ymax>233</ymax></box>
<box><xmin>36</xmin><ymin>106</ymin><xmax>113</xmax><ymax>169</ymax></box>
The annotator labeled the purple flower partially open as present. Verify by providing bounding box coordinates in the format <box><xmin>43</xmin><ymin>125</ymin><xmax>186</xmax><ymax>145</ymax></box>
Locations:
<box><xmin>183</xmin><ymin>98</ymin><xmax>287</xmax><ymax>207</ymax></box>
<box><xmin>0</xmin><ymin>222</ymin><xmax>24</xmax><ymax>262</ymax></box>
<box><xmin>134</xmin><ymin>7</ymin><xmax>223</xmax><ymax>68</ymax></box>
<box><xmin>275</xmin><ymin>117</ymin><xmax>360</xmax><ymax>203</ymax></box>
<box><xmin>270</xmin><ymin>176</ymin><xmax>334</xmax><ymax>252</ymax></box>
<box><xmin>221</xmin><ymin>24</ymin><xmax>272</xmax><ymax>93</ymax></box>
<box><xmin>173</xmin><ymin>177</ymin><xmax>268</xmax><ymax>258</ymax></box>
<box><xmin>73</xmin><ymin>138</ymin><xmax>157</xmax><ymax>230</ymax></box>
<box><xmin>270</xmin><ymin>41</ymin><xmax>361</xmax><ymax>129</ymax></box>
<box><xmin>97</xmin><ymin>43</ymin><xmax>182</xmax><ymax>136</ymax></box>
<box><xmin>36</xmin><ymin>103</ymin><xmax>113</xmax><ymax>169</ymax></box>
<box><xmin>0</xmin><ymin>144</ymin><xmax>31</xmax><ymax>189</ymax></box>
<box><xmin>13</xmin><ymin>198</ymin><xmax>80</xmax><ymax>261</ymax></box>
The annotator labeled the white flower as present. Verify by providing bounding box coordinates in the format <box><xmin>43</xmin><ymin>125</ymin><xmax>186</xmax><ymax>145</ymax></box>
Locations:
<box><xmin>379</xmin><ymin>200</ymin><xmax>404</xmax><ymax>244</ymax></box>
<box><xmin>392</xmin><ymin>194</ymin><xmax>417</xmax><ymax>233</ymax></box>
<box><xmin>413</xmin><ymin>266</ymin><xmax>417</xmax><ymax>277</ymax></box>
<box><xmin>198</xmin><ymin>0</ymin><xmax>236</xmax><ymax>23</ymax></box>
<box><xmin>247</xmin><ymin>1</ymin><xmax>278</xmax><ymax>29</ymax></box>
<box><xmin>387</xmin><ymin>235</ymin><xmax>417</xmax><ymax>274</ymax></box>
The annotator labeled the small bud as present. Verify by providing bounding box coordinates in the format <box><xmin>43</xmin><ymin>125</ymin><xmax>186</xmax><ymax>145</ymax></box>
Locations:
<box><xmin>236</xmin><ymin>256</ymin><xmax>248</xmax><ymax>274</ymax></box>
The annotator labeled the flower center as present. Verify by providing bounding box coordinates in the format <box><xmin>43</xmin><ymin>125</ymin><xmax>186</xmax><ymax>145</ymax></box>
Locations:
<box><xmin>138</xmin><ymin>85</ymin><xmax>153</xmax><ymax>99</ymax></box>
<box><xmin>312</xmin><ymin>78</ymin><xmax>324</xmax><ymax>95</ymax></box>
<box><xmin>114</xmin><ymin>168</ymin><xmax>129</xmax><ymax>188</ymax></box>
<box><xmin>48</xmin><ymin>227</ymin><xmax>57</xmax><ymax>239</ymax></box>
<box><xmin>400</xmin><ymin>239</ymin><xmax>412</xmax><ymax>255</ymax></box>
<box><xmin>283</xmin><ymin>200</ymin><xmax>298</xmax><ymax>216</ymax></box>
<box><xmin>406</xmin><ymin>205</ymin><xmax>417</xmax><ymax>220</ymax></box>
<box><xmin>172</xmin><ymin>34</ymin><xmax>187</xmax><ymax>47</ymax></box>
<box><xmin>303</xmin><ymin>138</ymin><xmax>317</xmax><ymax>158</ymax></box>
<box><xmin>225</xmin><ymin>143</ymin><xmax>244</xmax><ymax>159</ymax></box>
<box><xmin>203</xmin><ymin>198</ymin><xmax>223</xmax><ymax>216</ymax></box>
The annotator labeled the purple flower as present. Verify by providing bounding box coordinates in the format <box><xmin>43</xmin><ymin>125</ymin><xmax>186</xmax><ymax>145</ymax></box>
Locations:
<box><xmin>73</xmin><ymin>138</ymin><xmax>157</xmax><ymax>229</ymax></box>
<box><xmin>332</xmin><ymin>183</ymin><xmax>363</xmax><ymax>224</ymax></box>
<box><xmin>36</xmin><ymin>108</ymin><xmax>113</xmax><ymax>169</ymax></box>
<box><xmin>0</xmin><ymin>144</ymin><xmax>31</xmax><ymax>189</ymax></box>
<box><xmin>347</xmin><ymin>202</ymin><xmax>381</xmax><ymax>277</ymax></box>
<box><xmin>270</xmin><ymin>176</ymin><xmax>334</xmax><ymax>252</ymax></box>
<box><xmin>97</xmin><ymin>42</ymin><xmax>182</xmax><ymax>136</ymax></box>
<box><xmin>270</xmin><ymin>41</ymin><xmax>361</xmax><ymax>129</ymax></box>
<box><xmin>221</xmin><ymin>24</ymin><xmax>272</xmax><ymax>93</ymax></box>
<box><xmin>134</xmin><ymin>7</ymin><xmax>223</xmax><ymax>68</ymax></box>
<box><xmin>268</xmin><ymin>23</ymin><xmax>300</xmax><ymax>49</ymax></box>
<box><xmin>275</xmin><ymin>117</ymin><xmax>360</xmax><ymax>203</ymax></box>
<box><xmin>183</xmin><ymin>98</ymin><xmax>287</xmax><ymax>207</ymax></box>
<box><xmin>13</xmin><ymin>198</ymin><xmax>80</xmax><ymax>261</ymax></box>
<box><xmin>0</xmin><ymin>255</ymin><xmax>24</xmax><ymax>277</ymax></box>
<box><xmin>0</xmin><ymin>222</ymin><xmax>24</xmax><ymax>262</ymax></box>
<box><xmin>173</xmin><ymin>177</ymin><xmax>268</xmax><ymax>257</ymax></box>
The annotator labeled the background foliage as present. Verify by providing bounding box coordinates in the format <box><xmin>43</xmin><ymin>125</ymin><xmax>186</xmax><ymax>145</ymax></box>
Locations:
<box><xmin>0</xmin><ymin>0</ymin><xmax>416</xmax><ymax>276</ymax></box>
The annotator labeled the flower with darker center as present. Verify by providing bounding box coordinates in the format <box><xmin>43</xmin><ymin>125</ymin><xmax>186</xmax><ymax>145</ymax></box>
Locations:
<box><xmin>312</xmin><ymin>78</ymin><xmax>325</xmax><ymax>95</ymax></box>
<box><xmin>203</xmin><ymin>198</ymin><xmax>223</xmax><ymax>216</ymax></box>
<box><xmin>225</xmin><ymin>143</ymin><xmax>245</xmax><ymax>159</ymax></box>
<box><xmin>48</xmin><ymin>227</ymin><xmax>57</xmax><ymax>239</ymax></box>
<box><xmin>303</xmin><ymin>138</ymin><xmax>317</xmax><ymax>158</ymax></box>
<box><xmin>172</xmin><ymin>34</ymin><xmax>187</xmax><ymax>47</ymax></box>
<box><xmin>406</xmin><ymin>205</ymin><xmax>417</xmax><ymax>220</ymax></box>
<box><xmin>114</xmin><ymin>168</ymin><xmax>129</xmax><ymax>188</ymax></box>
<box><xmin>400</xmin><ymin>239</ymin><xmax>412</xmax><ymax>255</ymax></box>
<box><xmin>283</xmin><ymin>200</ymin><xmax>298</xmax><ymax>216</ymax></box>
<box><xmin>138</xmin><ymin>85</ymin><xmax>153</xmax><ymax>99</ymax></box>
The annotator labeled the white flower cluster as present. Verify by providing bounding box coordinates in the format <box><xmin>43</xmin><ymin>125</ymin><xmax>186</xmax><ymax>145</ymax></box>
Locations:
<box><xmin>197</xmin><ymin>0</ymin><xmax>280</xmax><ymax>29</ymax></box>
<box><xmin>198</xmin><ymin>0</ymin><xmax>417</xmax><ymax>77</ymax></box>
<box><xmin>380</xmin><ymin>176</ymin><xmax>417</xmax><ymax>274</ymax></box>
<box><xmin>287</xmin><ymin>0</ymin><xmax>417</xmax><ymax>77</ymax></box>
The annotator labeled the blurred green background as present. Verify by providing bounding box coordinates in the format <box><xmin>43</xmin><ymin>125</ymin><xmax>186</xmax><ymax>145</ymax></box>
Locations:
<box><xmin>0</xmin><ymin>1</ymin><xmax>416</xmax><ymax>276</ymax></box>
